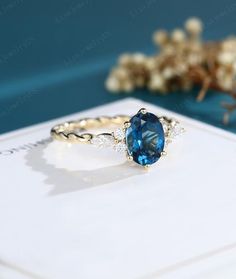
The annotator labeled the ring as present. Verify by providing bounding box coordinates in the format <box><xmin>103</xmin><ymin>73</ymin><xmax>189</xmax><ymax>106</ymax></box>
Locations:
<box><xmin>51</xmin><ymin>108</ymin><xmax>184</xmax><ymax>168</ymax></box>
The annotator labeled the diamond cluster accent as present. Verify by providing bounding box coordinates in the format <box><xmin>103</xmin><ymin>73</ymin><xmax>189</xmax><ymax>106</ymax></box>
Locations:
<box><xmin>160</xmin><ymin>118</ymin><xmax>185</xmax><ymax>138</ymax></box>
<box><xmin>113</xmin><ymin>128</ymin><xmax>125</xmax><ymax>141</ymax></box>
<box><xmin>114</xmin><ymin>142</ymin><xmax>127</xmax><ymax>153</ymax></box>
<box><xmin>91</xmin><ymin>129</ymin><xmax>127</xmax><ymax>154</ymax></box>
<box><xmin>159</xmin><ymin>117</ymin><xmax>185</xmax><ymax>148</ymax></box>
<box><xmin>168</xmin><ymin>121</ymin><xmax>184</xmax><ymax>146</ymax></box>
<box><xmin>113</xmin><ymin>128</ymin><xmax>127</xmax><ymax>153</ymax></box>
<box><xmin>169</xmin><ymin>122</ymin><xmax>185</xmax><ymax>139</ymax></box>
<box><xmin>91</xmin><ymin>134</ymin><xmax>115</xmax><ymax>148</ymax></box>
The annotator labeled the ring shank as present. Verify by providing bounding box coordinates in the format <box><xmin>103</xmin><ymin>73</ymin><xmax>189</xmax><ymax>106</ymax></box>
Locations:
<box><xmin>51</xmin><ymin>115</ymin><xmax>130</xmax><ymax>144</ymax></box>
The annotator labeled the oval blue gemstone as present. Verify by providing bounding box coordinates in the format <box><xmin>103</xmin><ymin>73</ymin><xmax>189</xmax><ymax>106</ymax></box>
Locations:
<box><xmin>126</xmin><ymin>112</ymin><xmax>165</xmax><ymax>166</ymax></box>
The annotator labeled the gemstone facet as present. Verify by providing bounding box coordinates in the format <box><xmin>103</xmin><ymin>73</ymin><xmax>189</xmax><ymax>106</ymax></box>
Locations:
<box><xmin>125</xmin><ymin>111</ymin><xmax>165</xmax><ymax>166</ymax></box>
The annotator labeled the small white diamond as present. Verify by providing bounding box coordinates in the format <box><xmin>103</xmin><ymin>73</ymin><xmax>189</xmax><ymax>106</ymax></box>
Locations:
<box><xmin>169</xmin><ymin>123</ymin><xmax>185</xmax><ymax>139</ymax></box>
<box><xmin>159</xmin><ymin>118</ymin><xmax>169</xmax><ymax>134</ymax></box>
<box><xmin>91</xmin><ymin>135</ymin><xmax>114</xmax><ymax>148</ymax></box>
<box><xmin>90</xmin><ymin>137</ymin><xmax>101</xmax><ymax>148</ymax></box>
<box><xmin>114</xmin><ymin>128</ymin><xmax>125</xmax><ymax>141</ymax></box>
<box><xmin>113</xmin><ymin>142</ymin><xmax>127</xmax><ymax>153</ymax></box>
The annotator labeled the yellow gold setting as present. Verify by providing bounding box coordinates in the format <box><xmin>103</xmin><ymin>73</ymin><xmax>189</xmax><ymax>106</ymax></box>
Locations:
<box><xmin>51</xmin><ymin>108</ymin><xmax>184</xmax><ymax>168</ymax></box>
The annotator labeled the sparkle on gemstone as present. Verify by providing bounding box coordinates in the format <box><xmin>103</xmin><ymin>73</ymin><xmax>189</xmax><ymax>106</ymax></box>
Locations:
<box><xmin>125</xmin><ymin>111</ymin><xmax>165</xmax><ymax>166</ymax></box>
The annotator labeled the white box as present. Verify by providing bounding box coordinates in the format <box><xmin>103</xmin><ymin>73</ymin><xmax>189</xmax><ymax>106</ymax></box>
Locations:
<box><xmin>1</xmin><ymin>98</ymin><xmax>236</xmax><ymax>279</ymax></box>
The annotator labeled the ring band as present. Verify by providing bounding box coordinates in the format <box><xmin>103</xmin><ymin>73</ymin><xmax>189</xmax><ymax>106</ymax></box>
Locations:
<box><xmin>51</xmin><ymin>115</ymin><xmax>130</xmax><ymax>144</ymax></box>
<box><xmin>51</xmin><ymin>108</ymin><xmax>184</xmax><ymax>168</ymax></box>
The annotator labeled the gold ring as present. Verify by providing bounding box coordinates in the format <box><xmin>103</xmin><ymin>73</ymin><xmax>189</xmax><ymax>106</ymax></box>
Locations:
<box><xmin>51</xmin><ymin>108</ymin><xmax>184</xmax><ymax>168</ymax></box>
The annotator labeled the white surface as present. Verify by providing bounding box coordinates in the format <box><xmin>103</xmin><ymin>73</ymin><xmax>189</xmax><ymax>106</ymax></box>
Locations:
<box><xmin>0</xmin><ymin>98</ymin><xmax>236</xmax><ymax>279</ymax></box>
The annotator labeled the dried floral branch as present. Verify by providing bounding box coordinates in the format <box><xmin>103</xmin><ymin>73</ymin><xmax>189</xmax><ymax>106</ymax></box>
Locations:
<box><xmin>105</xmin><ymin>18</ymin><xmax>236</xmax><ymax>124</ymax></box>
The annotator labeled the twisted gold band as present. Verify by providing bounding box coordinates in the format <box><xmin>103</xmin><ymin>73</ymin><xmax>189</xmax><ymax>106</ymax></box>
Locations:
<box><xmin>51</xmin><ymin>115</ymin><xmax>130</xmax><ymax>144</ymax></box>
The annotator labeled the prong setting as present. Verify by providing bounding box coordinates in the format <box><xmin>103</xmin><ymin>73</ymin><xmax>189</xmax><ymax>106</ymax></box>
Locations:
<box><xmin>144</xmin><ymin>164</ymin><xmax>150</xmax><ymax>170</ymax></box>
<box><xmin>127</xmin><ymin>155</ymin><xmax>133</xmax><ymax>161</ymax></box>
<box><xmin>139</xmin><ymin>108</ymin><xmax>147</xmax><ymax>114</ymax></box>
<box><xmin>124</xmin><ymin>121</ymin><xmax>131</xmax><ymax>128</ymax></box>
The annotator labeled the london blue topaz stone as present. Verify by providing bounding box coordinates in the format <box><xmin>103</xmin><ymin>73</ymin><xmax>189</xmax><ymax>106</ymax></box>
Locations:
<box><xmin>125</xmin><ymin>111</ymin><xmax>165</xmax><ymax>166</ymax></box>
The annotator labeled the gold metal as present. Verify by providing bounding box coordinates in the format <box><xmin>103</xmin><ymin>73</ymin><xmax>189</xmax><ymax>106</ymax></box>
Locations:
<box><xmin>123</xmin><ymin>121</ymin><xmax>131</xmax><ymax>128</ymax></box>
<box><xmin>144</xmin><ymin>164</ymin><xmax>150</xmax><ymax>170</ymax></box>
<box><xmin>114</xmin><ymin>138</ymin><xmax>119</xmax><ymax>144</ymax></box>
<box><xmin>127</xmin><ymin>155</ymin><xmax>133</xmax><ymax>161</ymax></box>
<box><xmin>161</xmin><ymin>151</ymin><xmax>167</xmax><ymax>156</ymax></box>
<box><xmin>51</xmin><ymin>115</ymin><xmax>130</xmax><ymax>144</ymax></box>
<box><xmin>139</xmin><ymin>108</ymin><xmax>147</xmax><ymax>114</ymax></box>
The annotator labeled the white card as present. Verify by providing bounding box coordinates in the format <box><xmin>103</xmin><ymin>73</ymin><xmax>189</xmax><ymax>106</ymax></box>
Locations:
<box><xmin>1</xmin><ymin>98</ymin><xmax>236</xmax><ymax>279</ymax></box>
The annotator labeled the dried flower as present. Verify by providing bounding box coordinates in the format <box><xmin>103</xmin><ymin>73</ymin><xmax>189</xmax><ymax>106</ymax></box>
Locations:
<box><xmin>153</xmin><ymin>30</ymin><xmax>168</xmax><ymax>46</ymax></box>
<box><xmin>185</xmin><ymin>17</ymin><xmax>203</xmax><ymax>36</ymax></box>
<box><xmin>105</xmin><ymin>17</ymin><xmax>236</xmax><ymax>124</ymax></box>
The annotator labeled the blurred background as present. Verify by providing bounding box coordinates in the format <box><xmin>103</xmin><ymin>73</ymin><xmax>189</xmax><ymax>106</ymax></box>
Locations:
<box><xmin>0</xmin><ymin>0</ymin><xmax>236</xmax><ymax>134</ymax></box>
